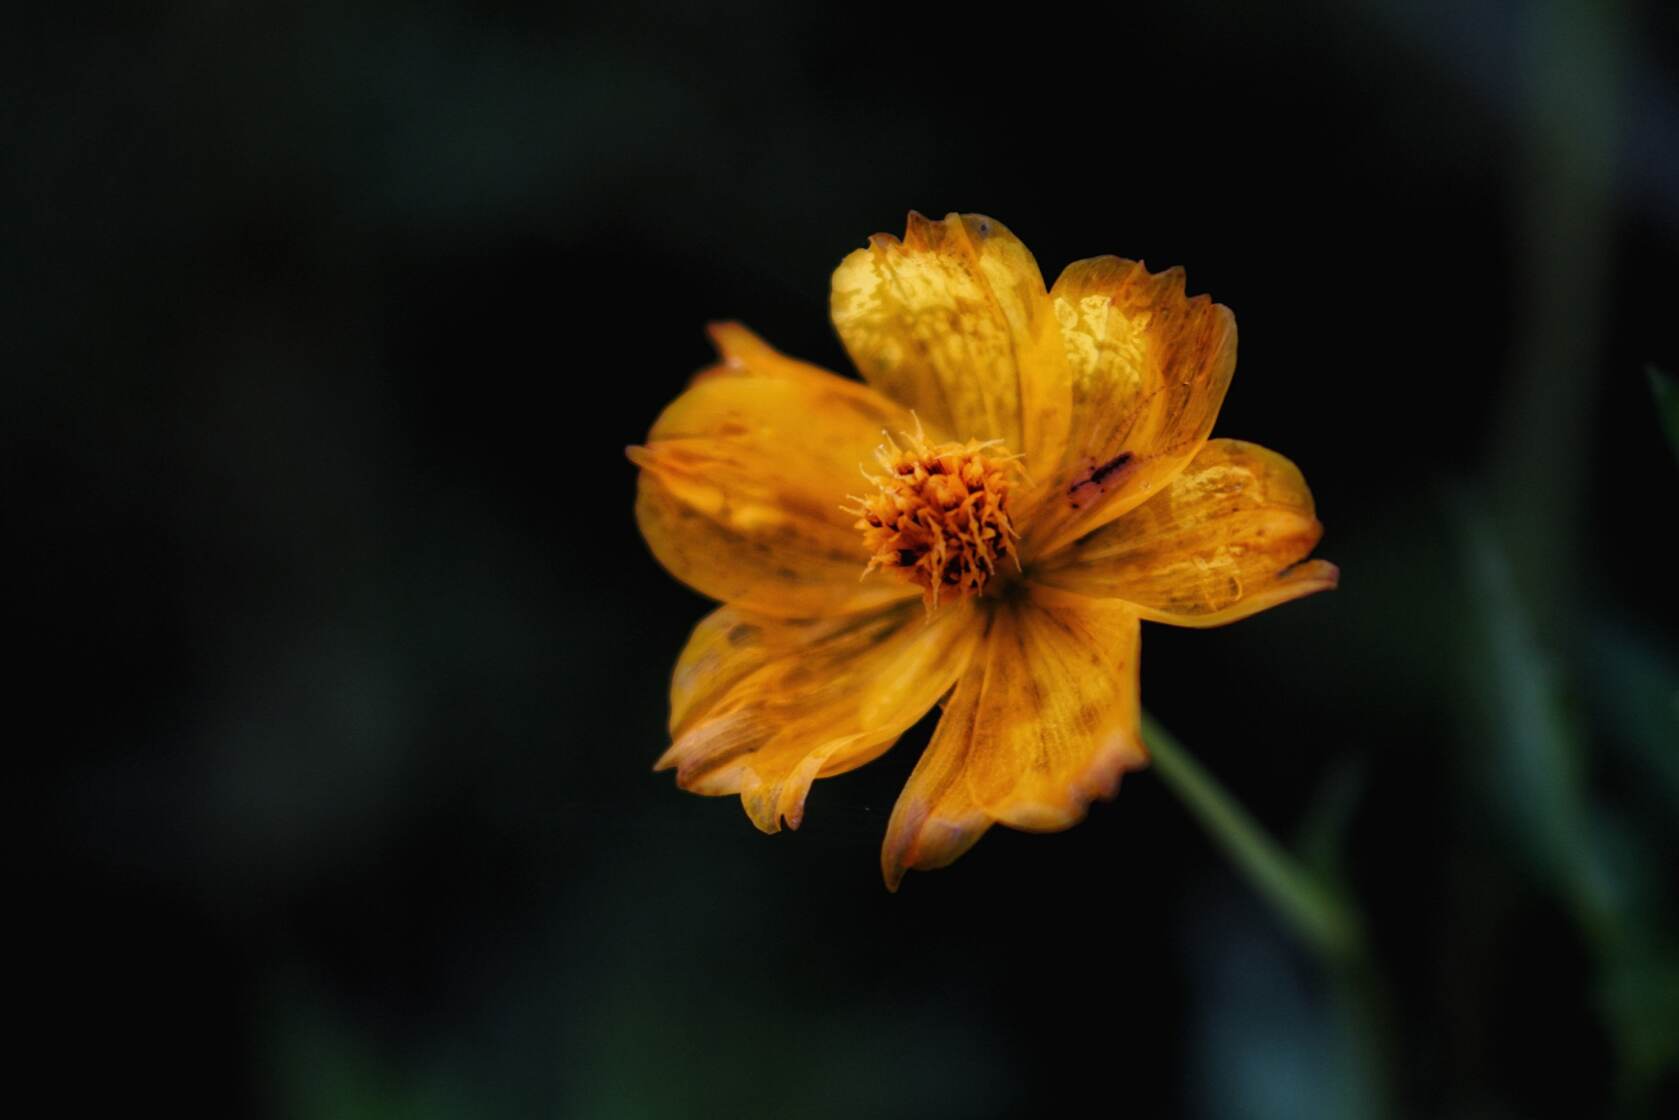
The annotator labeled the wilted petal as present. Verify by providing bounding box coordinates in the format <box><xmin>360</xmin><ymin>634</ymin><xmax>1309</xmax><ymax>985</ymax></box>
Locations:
<box><xmin>830</xmin><ymin>212</ymin><xmax>1072</xmax><ymax>485</ymax></box>
<box><xmin>660</xmin><ymin>599</ymin><xmax>982</xmax><ymax>834</ymax></box>
<box><xmin>630</xmin><ymin>328</ymin><xmax>920</xmax><ymax>617</ymax></box>
<box><xmin>1032</xmin><ymin>439</ymin><xmax>1338</xmax><ymax>626</ymax></box>
<box><xmin>882</xmin><ymin>587</ymin><xmax>1145</xmax><ymax>889</ymax></box>
<box><xmin>1026</xmin><ymin>257</ymin><xmax>1236</xmax><ymax>558</ymax></box>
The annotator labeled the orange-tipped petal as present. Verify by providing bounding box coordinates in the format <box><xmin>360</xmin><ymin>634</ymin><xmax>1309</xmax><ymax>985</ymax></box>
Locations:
<box><xmin>882</xmin><ymin>587</ymin><xmax>1147</xmax><ymax>889</ymax></box>
<box><xmin>830</xmin><ymin>213</ymin><xmax>1072</xmax><ymax>485</ymax></box>
<box><xmin>880</xmin><ymin>658</ymin><xmax>994</xmax><ymax>892</ymax></box>
<box><xmin>1025</xmin><ymin>257</ymin><xmax>1236</xmax><ymax>559</ymax></box>
<box><xmin>630</xmin><ymin>328</ymin><xmax>921</xmax><ymax>618</ymax></box>
<box><xmin>659</xmin><ymin>599</ymin><xmax>982</xmax><ymax>834</ymax></box>
<box><xmin>1031</xmin><ymin>439</ymin><xmax>1338</xmax><ymax>626</ymax></box>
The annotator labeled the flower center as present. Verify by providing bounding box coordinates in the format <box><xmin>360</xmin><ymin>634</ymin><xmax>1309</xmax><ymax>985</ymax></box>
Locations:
<box><xmin>850</xmin><ymin>426</ymin><xmax>1021</xmax><ymax>608</ymax></box>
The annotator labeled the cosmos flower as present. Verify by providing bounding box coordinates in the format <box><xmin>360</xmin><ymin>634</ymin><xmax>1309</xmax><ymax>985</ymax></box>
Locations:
<box><xmin>628</xmin><ymin>213</ymin><xmax>1337</xmax><ymax>889</ymax></box>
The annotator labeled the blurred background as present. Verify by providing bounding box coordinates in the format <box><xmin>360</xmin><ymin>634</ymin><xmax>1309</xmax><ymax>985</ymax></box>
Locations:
<box><xmin>9</xmin><ymin>1</ymin><xmax>1679</xmax><ymax>1116</ymax></box>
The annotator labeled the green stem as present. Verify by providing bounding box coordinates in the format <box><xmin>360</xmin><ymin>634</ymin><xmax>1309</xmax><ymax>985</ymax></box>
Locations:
<box><xmin>1144</xmin><ymin>712</ymin><xmax>1394</xmax><ymax>1116</ymax></box>
<box><xmin>1142</xmin><ymin>711</ymin><xmax>1364</xmax><ymax>963</ymax></box>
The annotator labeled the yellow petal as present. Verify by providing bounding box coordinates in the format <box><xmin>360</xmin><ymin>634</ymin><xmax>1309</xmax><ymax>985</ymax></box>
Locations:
<box><xmin>878</xmin><ymin>660</ymin><xmax>994</xmax><ymax>891</ymax></box>
<box><xmin>830</xmin><ymin>213</ymin><xmax>1072</xmax><ymax>484</ymax></box>
<box><xmin>630</xmin><ymin>328</ymin><xmax>920</xmax><ymax>618</ymax></box>
<box><xmin>1025</xmin><ymin>257</ymin><xmax>1236</xmax><ymax>559</ymax></box>
<box><xmin>881</xmin><ymin>587</ymin><xmax>1146</xmax><ymax>890</ymax></box>
<box><xmin>1031</xmin><ymin>439</ymin><xmax>1339</xmax><ymax>626</ymax></box>
<box><xmin>701</xmin><ymin>320</ymin><xmax>842</xmax><ymax>386</ymax></box>
<box><xmin>659</xmin><ymin>599</ymin><xmax>982</xmax><ymax>834</ymax></box>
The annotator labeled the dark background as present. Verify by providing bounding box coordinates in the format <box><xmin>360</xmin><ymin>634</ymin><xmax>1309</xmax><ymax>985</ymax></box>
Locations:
<box><xmin>10</xmin><ymin>2</ymin><xmax>1679</xmax><ymax>1116</ymax></box>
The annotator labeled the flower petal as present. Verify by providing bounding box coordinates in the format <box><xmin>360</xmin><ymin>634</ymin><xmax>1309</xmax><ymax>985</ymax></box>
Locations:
<box><xmin>1025</xmin><ymin>257</ymin><xmax>1236</xmax><ymax>559</ymax></box>
<box><xmin>878</xmin><ymin>660</ymin><xmax>994</xmax><ymax>891</ymax></box>
<box><xmin>659</xmin><ymin>599</ymin><xmax>982</xmax><ymax>834</ymax></box>
<box><xmin>881</xmin><ymin>588</ymin><xmax>1146</xmax><ymax>890</ymax></box>
<box><xmin>700</xmin><ymin>320</ymin><xmax>844</xmax><ymax>386</ymax></box>
<box><xmin>630</xmin><ymin>328</ymin><xmax>920</xmax><ymax>617</ymax></box>
<box><xmin>1031</xmin><ymin>439</ymin><xmax>1339</xmax><ymax>626</ymax></box>
<box><xmin>830</xmin><ymin>212</ymin><xmax>1072</xmax><ymax>483</ymax></box>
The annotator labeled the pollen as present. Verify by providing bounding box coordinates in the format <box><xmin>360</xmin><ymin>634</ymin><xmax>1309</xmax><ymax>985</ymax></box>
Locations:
<box><xmin>848</xmin><ymin>423</ymin><xmax>1022</xmax><ymax>608</ymax></box>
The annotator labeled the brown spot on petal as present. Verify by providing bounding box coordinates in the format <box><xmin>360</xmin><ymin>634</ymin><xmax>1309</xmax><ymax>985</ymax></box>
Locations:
<box><xmin>1067</xmin><ymin>451</ymin><xmax>1134</xmax><ymax>509</ymax></box>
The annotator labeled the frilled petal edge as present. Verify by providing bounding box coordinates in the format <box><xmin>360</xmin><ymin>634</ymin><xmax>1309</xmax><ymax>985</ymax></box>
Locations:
<box><xmin>1025</xmin><ymin>257</ymin><xmax>1236</xmax><ymax>559</ymax></box>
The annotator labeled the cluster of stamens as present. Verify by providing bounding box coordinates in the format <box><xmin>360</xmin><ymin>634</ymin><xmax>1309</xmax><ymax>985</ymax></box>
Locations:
<box><xmin>847</xmin><ymin>423</ymin><xmax>1021</xmax><ymax>609</ymax></box>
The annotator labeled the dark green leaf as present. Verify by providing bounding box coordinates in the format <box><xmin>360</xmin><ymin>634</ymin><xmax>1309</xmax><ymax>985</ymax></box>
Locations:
<box><xmin>1649</xmin><ymin>365</ymin><xmax>1679</xmax><ymax>467</ymax></box>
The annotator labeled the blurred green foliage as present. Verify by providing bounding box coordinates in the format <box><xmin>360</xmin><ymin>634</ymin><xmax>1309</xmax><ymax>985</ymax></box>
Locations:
<box><xmin>1651</xmin><ymin>367</ymin><xmax>1679</xmax><ymax>467</ymax></box>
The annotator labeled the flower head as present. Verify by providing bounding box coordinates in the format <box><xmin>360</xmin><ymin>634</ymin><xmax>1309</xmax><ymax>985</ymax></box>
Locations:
<box><xmin>629</xmin><ymin>212</ymin><xmax>1337</xmax><ymax>889</ymax></box>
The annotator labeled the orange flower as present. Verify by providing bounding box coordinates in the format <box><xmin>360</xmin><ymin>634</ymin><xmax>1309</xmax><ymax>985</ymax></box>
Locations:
<box><xmin>628</xmin><ymin>213</ymin><xmax>1337</xmax><ymax>889</ymax></box>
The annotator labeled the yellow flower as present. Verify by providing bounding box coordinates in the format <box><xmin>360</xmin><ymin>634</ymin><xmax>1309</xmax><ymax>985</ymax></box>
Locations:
<box><xmin>628</xmin><ymin>213</ymin><xmax>1337</xmax><ymax>889</ymax></box>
